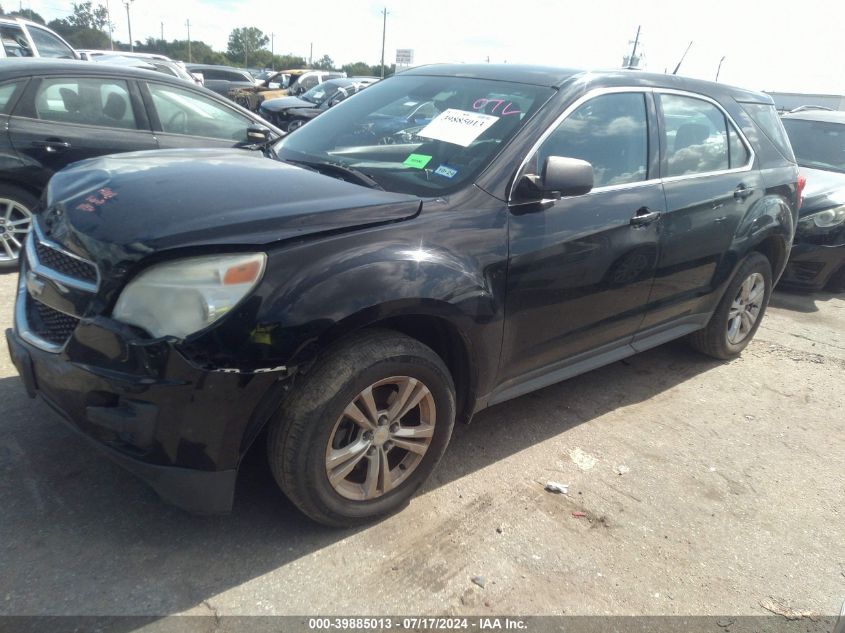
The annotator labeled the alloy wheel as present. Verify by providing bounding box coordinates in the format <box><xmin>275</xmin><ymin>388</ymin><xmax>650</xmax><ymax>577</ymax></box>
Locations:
<box><xmin>0</xmin><ymin>198</ymin><xmax>32</xmax><ymax>264</ymax></box>
<box><xmin>726</xmin><ymin>272</ymin><xmax>765</xmax><ymax>345</ymax></box>
<box><xmin>325</xmin><ymin>376</ymin><xmax>436</xmax><ymax>501</ymax></box>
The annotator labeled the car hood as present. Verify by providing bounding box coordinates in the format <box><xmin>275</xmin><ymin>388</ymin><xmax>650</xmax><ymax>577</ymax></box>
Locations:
<box><xmin>260</xmin><ymin>96</ymin><xmax>315</xmax><ymax>112</ymax></box>
<box><xmin>41</xmin><ymin>148</ymin><xmax>421</xmax><ymax>269</ymax></box>
<box><xmin>799</xmin><ymin>166</ymin><xmax>845</xmax><ymax>216</ymax></box>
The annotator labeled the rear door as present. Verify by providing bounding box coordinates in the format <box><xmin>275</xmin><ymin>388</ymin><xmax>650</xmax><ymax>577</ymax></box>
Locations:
<box><xmin>8</xmin><ymin>75</ymin><xmax>157</xmax><ymax>191</ymax></box>
<box><xmin>639</xmin><ymin>91</ymin><xmax>762</xmax><ymax>332</ymax></box>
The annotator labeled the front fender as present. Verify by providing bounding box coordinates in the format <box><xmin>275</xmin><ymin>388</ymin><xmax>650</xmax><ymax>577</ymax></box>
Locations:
<box><xmin>263</xmin><ymin>239</ymin><xmax>498</xmax><ymax>362</ymax></box>
<box><xmin>180</xmin><ymin>196</ymin><xmax>509</xmax><ymax>396</ymax></box>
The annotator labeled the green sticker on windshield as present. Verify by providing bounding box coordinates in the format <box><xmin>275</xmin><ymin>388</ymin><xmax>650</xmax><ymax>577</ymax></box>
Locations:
<box><xmin>403</xmin><ymin>153</ymin><xmax>432</xmax><ymax>169</ymax></box>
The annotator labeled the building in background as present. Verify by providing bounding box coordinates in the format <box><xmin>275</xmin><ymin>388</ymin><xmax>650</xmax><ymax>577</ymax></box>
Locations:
<box><xmin>767</xmin><ymin>92</ymin><xmax>845</xmax><ymax>112</ymax></box>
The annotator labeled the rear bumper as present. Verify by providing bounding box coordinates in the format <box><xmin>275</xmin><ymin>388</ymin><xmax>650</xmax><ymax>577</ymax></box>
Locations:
<box><xmin>5</xmin><ymin>320</ymin><xmax>287</xmax><ymax>514</ymax></box>
<box><xmin>779</xmin><ymin>241</ymin><xmax>845</xmax><ymax>291</ymax></box>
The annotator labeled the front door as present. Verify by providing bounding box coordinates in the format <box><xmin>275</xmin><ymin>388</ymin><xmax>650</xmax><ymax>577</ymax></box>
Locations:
<box><xmin>141</xmin><ymin>81</ymin><xmax>257</xmax><ymax>149</ymax></box>
<box><xmin>498</xmin><ymin>90</ymin><xmax>663</xmax><ymax>398</ymax></box>
<box><xmin>8</xmin><ymin>75</ymin><xmax>157</xmax><ymax>192</ymax></box>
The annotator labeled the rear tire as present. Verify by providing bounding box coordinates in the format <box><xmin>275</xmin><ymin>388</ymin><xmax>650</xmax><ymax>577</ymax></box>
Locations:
<box><xmin>267</xmin><ymin>329</ymin><xmax>456</xmax><ymax>527</ymax></box>
<box><xmin>0</xmin><ymin>184</ymin><xmax>36</xmax><ymax>272</ymax></box>
<box><xmin>689</xmin><ymin>252</ymin><xmax>772</xmax><ymax>359</ymax></box>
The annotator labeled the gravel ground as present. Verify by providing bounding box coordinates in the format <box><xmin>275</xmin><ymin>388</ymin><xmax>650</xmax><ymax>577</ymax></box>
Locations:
<box><xmin>0</xmin><ymin>269</ymin><xmax>843</xmax><ymax>618</ymax></box>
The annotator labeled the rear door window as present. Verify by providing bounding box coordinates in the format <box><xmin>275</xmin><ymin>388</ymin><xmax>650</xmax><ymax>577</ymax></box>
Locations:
<box><xmin>660</xmin><ymin>94</ymin><xmax>731</xmax><ymax>176</ymax></box>
<box><xmin>34</xmin><ymin>77</ymin><xmax>138</xmax><ymax>130</ymax></box>
<box><xmin>1</xmin><ymin>24</ymin><xmax>33</xmax><ymax>57</ymax></box>
<box><xmin>728</xmin><ymin>125</ymin><xmax>750</xmax><ymax>168</ymax></box>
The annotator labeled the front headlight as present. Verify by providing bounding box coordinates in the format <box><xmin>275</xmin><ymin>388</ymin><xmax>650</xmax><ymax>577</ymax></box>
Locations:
<box><xmin>113</xmin><ymin>253</ymin><xmax>266</xmax><ymax>339</ymax></box>
<box><xmin>798</xmin><ymin>205</ymin><xmax>845</xmax><ymax>231</ymax></box>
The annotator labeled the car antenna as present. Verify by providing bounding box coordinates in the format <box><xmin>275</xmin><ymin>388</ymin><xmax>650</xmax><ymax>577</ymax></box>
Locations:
<box><xmin>672</xmin><ymin>41</ymin><xmax>693</xmax><ymax>75</ymax></box>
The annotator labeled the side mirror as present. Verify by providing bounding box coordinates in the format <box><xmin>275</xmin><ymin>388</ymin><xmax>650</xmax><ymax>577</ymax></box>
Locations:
<box><xmin>190</xmin><ymin>72</ymin><xmax>204</xmax><ymax>85</ymax></box>
<box><xmin>246</xmin><ymin>125</ymin><xmax>271</xmax><ymax>143</ymax></box>
<box><xmin>514</xmin><ymin>156</ymin><xmax>594</xmax><ymax>202</ymax></box>
<box><xmin>543</xmin><ymin>156</ymin><xmax>593</xmax><ymax>196</ymax></box>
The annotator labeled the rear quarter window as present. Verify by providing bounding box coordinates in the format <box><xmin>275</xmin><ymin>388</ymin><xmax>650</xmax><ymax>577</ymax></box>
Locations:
<box><xmin>741</xmin><ymin>102</ymin><xmax>796</xmax><ymax>162</ymax></box>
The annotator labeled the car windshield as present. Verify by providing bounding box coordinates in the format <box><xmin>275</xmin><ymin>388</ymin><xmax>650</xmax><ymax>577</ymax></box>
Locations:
<box><xmin>782</xmin><ymin>118</ymin><xmax>845</xmax><ymax>173</ymax></box>
<box><xmin>276</xmin><ymin>74</ymin><xmax>555</xmax><ymax>196</ymax></box>
<box><xmin>301</xmin><ymin>82</ymin><xmax>343</xmax><ymax>105</ymax></box>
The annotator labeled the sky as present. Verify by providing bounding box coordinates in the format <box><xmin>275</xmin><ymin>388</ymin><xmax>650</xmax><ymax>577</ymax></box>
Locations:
<box><xmin>21</xmin><ymin>0</ymin><xmax>845</xmax><ymax>95</ymax></box>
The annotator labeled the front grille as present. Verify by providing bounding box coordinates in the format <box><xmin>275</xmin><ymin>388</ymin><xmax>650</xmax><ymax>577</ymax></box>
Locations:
<box><xmin>34</xmin><ymin>239</ymin><xmax>98</xmax><ymax>284</ymax></box>
<box><xmin>25</xmin><ymin>294</ymin><xmax>80</xmax><ymax>347</ymax></box>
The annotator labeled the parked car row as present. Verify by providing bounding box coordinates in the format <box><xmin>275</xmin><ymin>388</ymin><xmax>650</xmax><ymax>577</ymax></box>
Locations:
<box><xmin>5</xmin><ymin>62</ymin><xmax>805</xmax><ymax>527</ymax></box>
<box><xmin>259</xmin><ymin>77</ymin><xmax>378</xmax><ymax>132</ymax></box>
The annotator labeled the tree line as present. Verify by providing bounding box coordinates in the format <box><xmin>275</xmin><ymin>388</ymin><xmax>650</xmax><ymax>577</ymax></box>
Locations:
<box><xmin>0</xmin><ymin>2</ymin><xmax>396</xmax><ymax>75</ymax></box>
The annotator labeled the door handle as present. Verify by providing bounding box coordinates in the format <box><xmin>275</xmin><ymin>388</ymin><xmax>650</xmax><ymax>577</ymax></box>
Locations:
<box><xmin>734</xmin><ymin>184</ymin><xmax>754</xmax><ymax>200</ymax></box>
<box><xmin>630</xmin><ymin>207</ymin><xmax>661</xmax><ymax>227</ymax></box>
<box><xmin>32</xmin><ymin>139</ymin><xmax>71</xmax><ymax>154</ymax></box>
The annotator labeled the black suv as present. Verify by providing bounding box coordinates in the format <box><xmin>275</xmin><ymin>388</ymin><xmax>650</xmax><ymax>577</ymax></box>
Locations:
<box><xmin>5</xmin><ymin>65</ymin><xmax>800</xmax><ymax>526</ymax></box>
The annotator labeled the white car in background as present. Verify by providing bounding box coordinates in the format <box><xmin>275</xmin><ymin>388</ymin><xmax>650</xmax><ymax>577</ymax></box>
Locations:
<box><xmin>0</xmin><ymin>17</ymin><xmax>77</xmax><ymax>59</ymax></box>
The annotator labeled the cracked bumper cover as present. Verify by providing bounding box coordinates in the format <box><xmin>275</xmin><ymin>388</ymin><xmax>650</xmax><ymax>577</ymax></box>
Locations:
<box><xmin>5</xmin><ymin>318</ymin><xmax>290</xmax><ymax>514</ymax></box>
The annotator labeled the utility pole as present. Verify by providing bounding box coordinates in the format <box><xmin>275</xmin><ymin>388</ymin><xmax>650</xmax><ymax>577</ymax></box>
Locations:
<box><xmin>715</xmin><ymin>56</ymin><xmax>726</xmax><ymax>82</ymax></box>
<box><xmin>271</xmin><ymin>33</ymin><xmax>275</xmax><ymax>70</ymax></box>
<box><xmin>105</xmin><ymin>0</ymin><xmax>114</xmax><ymax>50</ymax></box>
<box><xmin>309</xmin><ymin>42</ymin><xmax>313</xmax><ymax>67</ymax></box>
<box><xmin>185</xmin><ymin>19</ymin><xmax>191</xmax><ymax>62</ymax></box>
<box><xmin>160</xmin><ymin>21</ymin><xmax>164</xmax><ymax>43</ymax></box>
<box><xmin>380</xmin><ymin>7</ymin><xmax>388</xmax><ymax>79</ymax></box>
<box><xmin>123</xmin><ymin>0</ymin><xmax>134</xmax><ymax>52</ymax></box>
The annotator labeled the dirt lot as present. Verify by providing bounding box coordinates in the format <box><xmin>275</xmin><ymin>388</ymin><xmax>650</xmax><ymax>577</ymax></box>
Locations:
<box><xmin>1</xmin><ymin>269</ymin><xmax>843</xmax><ymax>618</ymax></box>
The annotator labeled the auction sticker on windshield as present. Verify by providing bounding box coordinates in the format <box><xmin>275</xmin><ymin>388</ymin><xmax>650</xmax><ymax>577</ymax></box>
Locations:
<box><xmin>418</xmin><ymin>108</ymin><xmax>499</xmax><ymax>147</ymax></box>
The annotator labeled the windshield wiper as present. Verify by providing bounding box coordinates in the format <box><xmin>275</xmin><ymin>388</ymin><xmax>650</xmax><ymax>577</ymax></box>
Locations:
<box><xmin>284</xmin><ymin>159</ymin><xmax>384</xmax><ymax>190</ymax></box>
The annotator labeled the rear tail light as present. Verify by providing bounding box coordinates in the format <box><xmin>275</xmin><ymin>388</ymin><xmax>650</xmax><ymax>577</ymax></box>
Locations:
<box><xmin>797</xmin><ymin>173</ymin><xmax>807</xmax><ymax>211</ymax></box>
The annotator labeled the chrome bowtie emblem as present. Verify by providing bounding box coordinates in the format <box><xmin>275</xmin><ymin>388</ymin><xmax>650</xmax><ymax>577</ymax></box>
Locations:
<box><xmin>26</xmin><ymin>271</ymin><xmax>46</xmax><ymax>298</ymax></box>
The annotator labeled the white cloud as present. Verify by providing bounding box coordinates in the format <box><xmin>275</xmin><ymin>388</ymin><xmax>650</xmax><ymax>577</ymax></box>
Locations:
<box><xmin>26</xmin><ymin>0</ymin><xmax>845</xmax><ymax>95</ymax></box>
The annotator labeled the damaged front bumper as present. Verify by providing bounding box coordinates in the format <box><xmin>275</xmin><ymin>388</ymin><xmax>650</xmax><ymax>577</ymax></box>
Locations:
<box><xmin>6</xmin><ymin>267</ymin><xmax>291</xmax><ymax>514</ymax></box>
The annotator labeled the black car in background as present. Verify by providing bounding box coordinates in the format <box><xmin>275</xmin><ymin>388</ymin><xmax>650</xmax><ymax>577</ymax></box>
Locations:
<box><xmin>780</xmin><ymin>110</ymin><xmax>845</xmax><ymax>291</ymax></box>
<box><xmin>6</xmin><ymin>65</ymin><xmax>800</xmax><ymax>526</ymax></box>
<box><xmin>184</xmin><ymin>63</ymin><xmax>256</xmax><ymax>97</ymax></box>
<box><xmin>0</xmin><ymin>59</ymin><xmax>281</xmax><ymax>269</ymax></box>
<box><xmin>259</xmin><ymin>77</ymin><xmax>375</xmax><ymax>132</ymax></box>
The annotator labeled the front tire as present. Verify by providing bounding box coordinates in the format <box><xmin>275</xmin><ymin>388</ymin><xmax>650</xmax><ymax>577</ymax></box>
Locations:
<box><xmin>0</xmin><ymin>185</ymin><xmax>36</xmax><ymax>271</ymax></box>
<box><xmin>268</xmin><ymin>329</ymin><xmax>456</xmax><ymax>527</ymax></box>
<box><xmin>689</xmin><ymin>252</ymin><xmax>772</xmax><ymax>359</ymax></box>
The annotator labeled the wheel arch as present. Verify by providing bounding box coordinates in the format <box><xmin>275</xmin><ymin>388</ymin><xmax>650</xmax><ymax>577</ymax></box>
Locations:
<box><xmin>300</xmin><ymin>301</ymin><xmax>479</xmax><ymax>425</ymax></box>
<box><xmin>0</xmin><ymin>178</ymin><xmax>42</xmax><ymax>202</ymax></box>
<box><xmin>732</xmin><ymin>193</ymin><xmax>795</xmax><ymax>282</ymax></box>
